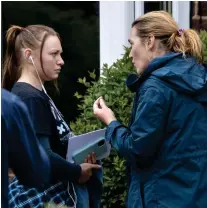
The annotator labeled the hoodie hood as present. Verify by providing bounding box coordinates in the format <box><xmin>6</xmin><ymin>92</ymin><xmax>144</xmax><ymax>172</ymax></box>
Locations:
<box><xmin>126</xmin><ymin>52</ymin><xmax>207</xmax><ymax>103</ymax></box>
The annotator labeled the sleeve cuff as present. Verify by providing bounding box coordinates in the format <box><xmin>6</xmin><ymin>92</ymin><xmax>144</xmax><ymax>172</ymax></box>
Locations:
<box><xmin>68</xmin><ymin>163</ymin><xmax>82</xmax><ymax>182</ymax></box>
<box><xmin>105</xmin><ymin>120</ymin><xmax>122</xmax><ymax>143</ymax></box>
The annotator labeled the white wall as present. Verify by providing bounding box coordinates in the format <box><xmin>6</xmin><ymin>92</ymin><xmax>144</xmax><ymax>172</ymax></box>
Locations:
<box><xmin>172</xmin><ymin>1</ymin><xmax>190</xmax><ymax>29</ymax></box>
<box><xmin>100</xmin><ymin>1</ymin><xmax>134</xmax><ymax>69</ymax></box>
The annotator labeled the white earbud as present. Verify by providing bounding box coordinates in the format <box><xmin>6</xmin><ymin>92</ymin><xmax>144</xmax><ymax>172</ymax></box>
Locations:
<box><xmin>29</xmin><ymin>55</ymin><xmax>33</xmax><ymax>61</ymax></box>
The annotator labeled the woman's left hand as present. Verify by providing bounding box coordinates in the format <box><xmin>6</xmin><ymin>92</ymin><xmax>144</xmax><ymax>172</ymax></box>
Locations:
<box><xmin>93</xmin><ymin>96</ymin><xmax>117</xmax><ymax>125</ymax></box>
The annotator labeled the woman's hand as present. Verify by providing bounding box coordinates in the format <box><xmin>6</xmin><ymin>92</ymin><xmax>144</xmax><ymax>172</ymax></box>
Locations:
<box><xmin>84</xmin><ymin>152</ymin><xmax>96</xmax><ymax>164</ymax></box>
<box><xmin>79</xmin><ymin>163</ymin><xmax>101</xmax><ymax>184</ymax></box>
<box><xmin>93</xmin><ymin>96</ymin><xmax>116</xmax><ymax>125</ymax></box>
<box><xmin>78</xmin><ymin>152</ymin><xmax>101</xmax><ymax>184</ymax></box>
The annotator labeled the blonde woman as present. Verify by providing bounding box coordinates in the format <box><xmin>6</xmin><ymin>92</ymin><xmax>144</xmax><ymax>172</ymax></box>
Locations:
<box><xmin>94</xmin><ymin>11</ymin><xmax>207</xmax><ymax>208</ymax></box>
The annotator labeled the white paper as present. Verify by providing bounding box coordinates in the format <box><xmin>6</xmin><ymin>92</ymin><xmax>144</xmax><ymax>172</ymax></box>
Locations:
<box><xmin>66</xmin><ymin>128</ymin><xmax>111</xmax><ymax>163</ymax></box>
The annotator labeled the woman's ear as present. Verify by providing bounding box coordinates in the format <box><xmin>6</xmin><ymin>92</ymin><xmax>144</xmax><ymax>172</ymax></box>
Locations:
<box><xmin>146</xmin><ymin>35</ymin><xmax>155</xmax><ymax>51</ymax></box>
<box><xmin>24</xmin><ymin>48</ymin><xmax>32</xmax><ymax>60</ymax></box>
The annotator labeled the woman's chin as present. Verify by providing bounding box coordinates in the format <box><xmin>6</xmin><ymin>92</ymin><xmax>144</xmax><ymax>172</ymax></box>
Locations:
<box><xmin>136</xmin><ymin>68</ymin><xmax>142</xmax><ymax>75</ymax></box>
<box><xmin>45</xmin><ymin>75</ymin><xmax>59</xmax><ymax>81</ymax></box>
<box><xmin>136</xmin><ymin>66</ymin><xmax>147</xmax><ymax>76</ymax></box>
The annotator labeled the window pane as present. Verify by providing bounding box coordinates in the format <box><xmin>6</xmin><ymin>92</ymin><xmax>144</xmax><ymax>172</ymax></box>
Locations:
<box><xmin>144</xmin><ymin>1</ymin><xmax>172</xmax><ymax>14</ymax></box>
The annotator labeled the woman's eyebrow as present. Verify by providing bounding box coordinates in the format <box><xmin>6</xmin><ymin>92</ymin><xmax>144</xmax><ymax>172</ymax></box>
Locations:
<box><xmin>50</xmin><ymin>48</ymin><xmax>63</xmax><ymax>53</ymax></box>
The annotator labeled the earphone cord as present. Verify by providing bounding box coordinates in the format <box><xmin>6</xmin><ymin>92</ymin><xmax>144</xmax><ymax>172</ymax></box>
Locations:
<box><xmin>67</xmin><ymin>182</ymin><xmax>77</xmax><ymax>208</ymax></box>
<box><xmin>30</xmin><ymin>56</ymin><xmax>48</xmax><ymax>94</ymax></box>
<box><xmin>30</xmin><ymin>56</ymin><xmax>63</xmax><ymax>118</ymax></box>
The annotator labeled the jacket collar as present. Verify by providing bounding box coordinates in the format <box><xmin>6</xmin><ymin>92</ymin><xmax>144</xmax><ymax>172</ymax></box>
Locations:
<box><xmin>126</xmin><ymin>52</ymin><xmax>182</xmax><ymax>92</ymax></box>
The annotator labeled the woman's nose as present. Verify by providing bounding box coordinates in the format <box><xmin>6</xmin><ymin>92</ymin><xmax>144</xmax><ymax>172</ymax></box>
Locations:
<box><xmin>58</xmin><ymin>57</ymin><xmax>64</xmax><ymax>66</ymax></box>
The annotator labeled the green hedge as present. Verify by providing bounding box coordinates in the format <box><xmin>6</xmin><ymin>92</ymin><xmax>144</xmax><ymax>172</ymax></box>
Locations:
<box><xmin>200</xmin><ymin>30</ymin><xmax>207</xmax><ymax>62</ymax></box>
<box><xmin>71</xmin><ymin>31</ymin><xmax>207</xmax><ymax>208</ymax></box>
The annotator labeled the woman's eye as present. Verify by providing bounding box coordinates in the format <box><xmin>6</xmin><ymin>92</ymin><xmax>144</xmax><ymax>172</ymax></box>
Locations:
<box><xmin>52</xmin><ymin>52</ymin><xmax>58</xmax><ymax>56</ymax></box>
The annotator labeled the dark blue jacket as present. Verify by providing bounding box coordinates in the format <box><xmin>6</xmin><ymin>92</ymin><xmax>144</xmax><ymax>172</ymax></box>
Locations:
<box><xmin>1</xmin><ymin>89</ymin><xmax>51</xmax><ymax>208</ymax></box>
<box><xmin>106</xmin><ymin>52</ymin><xmax>207</xmax><ymax>208</ymax></box>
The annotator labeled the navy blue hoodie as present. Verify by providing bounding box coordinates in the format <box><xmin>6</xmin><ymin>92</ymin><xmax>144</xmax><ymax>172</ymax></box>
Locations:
<box><xmin>1</xmin><ymin>89</ymin><xmax>50</xmax><ymax>208</ymax></box>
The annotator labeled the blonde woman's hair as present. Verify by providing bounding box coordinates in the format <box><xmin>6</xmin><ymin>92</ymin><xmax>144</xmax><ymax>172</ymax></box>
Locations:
<box><xmin>132</xmin><ymin>11</ymin><xmax>203</xmax><ymax>63</ymax></box>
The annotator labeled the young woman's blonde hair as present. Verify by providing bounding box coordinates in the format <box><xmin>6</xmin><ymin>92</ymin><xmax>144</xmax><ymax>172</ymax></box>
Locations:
<box><xmin>132</xmin><ymin>11</ymin><xmax>203</xmax><ymax>63</ymax></box>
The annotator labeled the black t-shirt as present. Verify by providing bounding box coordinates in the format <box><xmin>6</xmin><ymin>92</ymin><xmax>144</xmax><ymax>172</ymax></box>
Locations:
<box><xmin>12</xmin><ymin>83</ymin><xmax>63</xmax><ymax>152</ymax></box>
<box><xmin>12</xmin><ymin>83</ymin><xmax>54</xmax><ymax>134</ymax></box>
<box><xmin>11</xmin><ymin>82</ymin><xmax>81</xmax><ymax>182</ymax></box>
<box><xmin>12</xmin><ymin>82</ymin><xmax>69</xmax><ymax>156</ymax></box>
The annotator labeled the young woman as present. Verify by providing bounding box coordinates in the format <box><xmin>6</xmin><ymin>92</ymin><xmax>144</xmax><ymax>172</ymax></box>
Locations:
<box><xmin>93</xmin><ymin>11</ymin><xmax>207</xmax><ymax>207</ymax></box>
<box><xmin>2</xmin><ymin>25</ymin><xmax>102</xmax><ymax>208</ymax></box>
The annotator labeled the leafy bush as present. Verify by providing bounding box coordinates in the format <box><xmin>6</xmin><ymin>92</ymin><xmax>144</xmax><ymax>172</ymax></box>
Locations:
<box><xmin>200</xmin><ymin>30</ymin><xmax>207</xmax><ymax>62</ymax></box>
<box><xmin>71</xmin><ymin>31</ymin><xmax>207</xmax><ymax>208</ymax></box>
